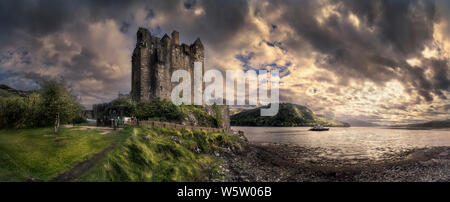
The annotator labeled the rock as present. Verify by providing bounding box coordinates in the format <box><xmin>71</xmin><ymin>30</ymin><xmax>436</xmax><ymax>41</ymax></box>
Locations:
<box><xmin>183</xmin><ymin>113</ymin><xmax>198</xmax><ymax>126</ymax></box>
<box><xmin>238</xmin><ymin>131</ymin><xmax>245</xmax><ymax>136</ymax></box>
<box><xmin>438</xmin><ymin>151</ymin><xmax>449</xmax><ymax>157</ymax></box>
<box><xmin>170</xmin><ymin>136</ymin><xmax>181</xmax><ymax>144</ymax></box>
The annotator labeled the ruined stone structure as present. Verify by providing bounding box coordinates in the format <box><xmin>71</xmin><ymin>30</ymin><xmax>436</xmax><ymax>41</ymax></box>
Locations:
<box><xmin>93</xmin><ymin>28</ymin><xmax>230</xmax><ymax>130</ymax></box>
<box><xmin>130</xmin><ymin>28</ymin><xmax>230</xmax><ymax>130</ymax></box>
<box><xmin>131</xmin><ymin>27</ymin><xmax>204</xmax><ymax>102</ymax></box>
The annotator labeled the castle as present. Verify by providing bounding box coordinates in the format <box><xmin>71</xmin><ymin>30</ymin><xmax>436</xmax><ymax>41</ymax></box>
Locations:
<box><xmin>92</xmin><ymin>28</ymin><xmax>230</xmax><ymax>130</ymax></box>
<box><xmin>131</xmin><ymin>27</ymin><xmax>204</xmax><ymax>102</ymax></box>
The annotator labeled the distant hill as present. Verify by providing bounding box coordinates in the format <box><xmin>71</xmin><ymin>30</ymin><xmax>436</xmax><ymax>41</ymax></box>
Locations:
<box><xmin>403</xmin><ymin>119</ymin><xmax>450</xmax><ymax>128</ymax></box>
<box><xmin>230</xmin><ymin>103</ymin><xmax>350</xmax><ymax>127</ymax></box>
<box><xmin>340</xmin><ymin>118</ymin><xmax>381</xmax><ymax>127</ymax></box>
<box><xmin>229</xmin><ymin>106</ymin><xmax>255</xmax><ymax>115</ymax></box>
<box><xmin>0</xmin><ymin>84</ymin><xmax>32</xmax><ymax>97</ymax></box>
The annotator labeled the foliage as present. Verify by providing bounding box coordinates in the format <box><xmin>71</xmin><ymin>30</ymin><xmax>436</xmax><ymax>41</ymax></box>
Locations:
<box><xmin>230</xmin><ymin>103</ymin><xmax>350</xmax><ymax>127</ymax></box>
<box><xmin>107</xmin><ymin>97</ymin><xmax>222</xmax><ymax>128</ymax></box>
<box><xmin>40</xmin><ymin>80</ymin><xmax>83</xmax><ymax>130</ymax></box>
<box><xmin>213</xmin><ymin>105</ymin><xmax>224</xmax><ymax>127</ymax></box>
<box><xmin>179</xmin><ymin>105</ymin><xmax>220</xmax><ymax>128</ymax></box>
<box><xmin>0</xmin><ymin>80</ymin><xmax>84</xmax><ymax>129</ymax></box>
<box><xmin>0</xmin><ymin>93</ymin><xmax>43</xmax><ymax>128</ymax></box>
<box><xmin>109</xmin><ymin>97</ymin><xmax>138</xmax><ymax>117</ymax></box>
<box><xmin>133</xmin><ymin>98</ymin><xmax>184</xmax><ymax>122</ymax></box>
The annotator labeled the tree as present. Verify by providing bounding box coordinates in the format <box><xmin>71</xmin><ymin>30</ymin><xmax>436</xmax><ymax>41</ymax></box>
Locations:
<box><xmin>40</xmin><ymin>80</ymin><xmax>83</xmax><ymax>133</ymax></box>
<box><xmin>0</xmin><ymin>96</ymin><xmax>27</xmax><ymax>128</ymax></box>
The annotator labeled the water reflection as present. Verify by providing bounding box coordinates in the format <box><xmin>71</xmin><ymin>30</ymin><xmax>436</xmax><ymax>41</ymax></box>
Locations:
<box><xmin>233</xmin><ymin>126</ymin><xmax>450</xmax><ymax>160</ymax></box>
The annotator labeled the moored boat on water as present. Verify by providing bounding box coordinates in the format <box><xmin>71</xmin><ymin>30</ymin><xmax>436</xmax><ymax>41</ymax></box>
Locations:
<box><xmin>309</xmin><ymin>125</ymin><xmax>329</xmax><ymax>131</ymax></box>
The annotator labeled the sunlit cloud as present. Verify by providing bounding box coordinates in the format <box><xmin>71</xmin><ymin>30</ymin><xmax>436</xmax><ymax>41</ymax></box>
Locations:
<box><xmin>0</xmin><ymin>0</ymin><xmax>448</xmax><ymax>124</ymax></box>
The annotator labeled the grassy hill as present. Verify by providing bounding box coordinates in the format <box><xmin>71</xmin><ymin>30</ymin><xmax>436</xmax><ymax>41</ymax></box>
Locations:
<box><xmin>77</xmin><ymin>127</ymin><xmax>242</xmax><ymax>182</ymax></box>
<box><xmin>230</xmin><ymin>103</ymin><xmax>349</xmax><ymax>127</ymax></box>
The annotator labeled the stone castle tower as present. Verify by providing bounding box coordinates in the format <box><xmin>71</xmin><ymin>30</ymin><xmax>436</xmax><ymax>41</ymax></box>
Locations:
<box><xmin>131</xmin><ymin>27</ymin><xmax>204</xmax><ymax>102</ymax></box>
<box><xmin>129</xmin><ymin>28</ymin><xmax>230</xmax><ymax>130</ymax></box>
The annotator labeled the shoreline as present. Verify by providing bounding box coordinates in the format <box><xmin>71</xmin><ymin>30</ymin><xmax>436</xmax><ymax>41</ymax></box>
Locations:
<box><xmin>218</xmin><ymin>141</ymin><xmax>450</xmax><ymax>182</ymax></box>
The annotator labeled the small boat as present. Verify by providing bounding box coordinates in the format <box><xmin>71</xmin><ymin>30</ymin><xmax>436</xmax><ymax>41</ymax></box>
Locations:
<box><xmin>309</xmin><ymin>125</ymin><xmax>329</xmax><ymax>131</ymax></box>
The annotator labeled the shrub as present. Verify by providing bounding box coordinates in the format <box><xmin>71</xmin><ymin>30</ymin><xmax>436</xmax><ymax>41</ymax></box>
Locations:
<box><xmin>133</xmin><ymin>98</ymin><xmax>184</xmax><ymax>122</ymax></box>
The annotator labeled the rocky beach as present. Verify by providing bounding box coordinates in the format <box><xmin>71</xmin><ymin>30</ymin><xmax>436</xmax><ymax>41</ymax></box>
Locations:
<box><xmin>218</xmin><ymin>140</ymin><xmax>450</xmax><ymax>182</ymax></box>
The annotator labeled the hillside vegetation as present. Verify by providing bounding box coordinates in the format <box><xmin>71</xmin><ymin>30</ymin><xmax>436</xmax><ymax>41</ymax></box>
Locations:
<box><xmin>231</xmin><ymin>103</ymin><xmax>349</xmax><ymax>127</ymax></box>
<box><xmin>78</xmin><ymin>127</ymin><xmax>243</xmax><ymax>182</ymax></box>
<box><xmin>402</xmin><ymin>119</ymin><xmax>450</xmax><ymax>128</ymax></box>
<box><xmin>103</xmin><ymin>97</ymin><xmax>224</xmax><ymax>128</ymax></box>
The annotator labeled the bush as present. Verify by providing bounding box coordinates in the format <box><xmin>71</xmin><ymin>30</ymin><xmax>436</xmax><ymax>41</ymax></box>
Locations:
<box><xmin>0</xmin><ymin>94</ymin><xmax>43</xmax><ymax>128</ymax></box>
<box><xmin>96</xmin><ymin>97</ymin><xmax>223</xmax><ymax>128</ymax></box>
<box><xmin>133</xmin><ymin>98</ymin><xmax>184</xmax><ymax>122</ymax></box>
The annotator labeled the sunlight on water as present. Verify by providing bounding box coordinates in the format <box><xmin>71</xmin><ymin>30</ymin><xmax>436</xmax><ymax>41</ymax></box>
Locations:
<box><xmin>232</xmin><ymin>127</ymin><xmax>450</xmax><ymax>160</ymax></box>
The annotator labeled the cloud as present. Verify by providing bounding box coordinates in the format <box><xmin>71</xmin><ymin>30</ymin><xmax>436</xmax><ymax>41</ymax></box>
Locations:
<box><xmin>0</xmin><ymin>0</ymin><xmax>448</xmax><ymax>123</ymax></box>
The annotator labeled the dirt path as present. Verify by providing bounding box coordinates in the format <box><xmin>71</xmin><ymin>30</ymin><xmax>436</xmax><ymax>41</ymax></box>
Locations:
<box><xmin>50</xmin><ymin>126</ymin><xmax>121</xmax><ymax>182</ymax></box>
<box><xmin>62</xmin><ymin>125</ymin><xmax>122</xmax><ymax>134</ymax></box>
<box><xmin>50</xmin><ymin>143</ymin><xmax>117</xmax><ymax>182</ymax></box>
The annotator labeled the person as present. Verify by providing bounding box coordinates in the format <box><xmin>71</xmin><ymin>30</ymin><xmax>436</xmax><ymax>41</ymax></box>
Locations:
<box><xmin>131</xmin><ymin>116</ymin><xmax>135</xmax><ymax>125</ymax></box>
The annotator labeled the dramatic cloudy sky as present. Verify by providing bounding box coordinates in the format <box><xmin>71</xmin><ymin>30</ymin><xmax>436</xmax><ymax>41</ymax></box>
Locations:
<box><xmin>0</xmin><ymin>0</ymin><xmax>449</xmax><ymax>124</ymax></box>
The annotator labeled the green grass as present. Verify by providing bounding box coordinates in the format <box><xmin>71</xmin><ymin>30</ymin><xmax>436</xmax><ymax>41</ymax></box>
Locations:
<box><xmin>77</xmin><ymin>127</ymin><xmax>241</xmax><ymax>182</ymax></box>
<box><xmin>0</xmin><ymin>125</ymin><xmax>241</xmax><ymax>182</ymax></box>
<box><xmin>0</xmin><ymin>127</ymin><xmax>123</xmax><ymax>181</ymax></box>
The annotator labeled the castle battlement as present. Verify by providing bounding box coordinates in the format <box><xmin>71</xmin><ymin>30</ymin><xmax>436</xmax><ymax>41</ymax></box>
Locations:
<box><xmin>131</xmin><ymin>27</ymin><xmax>204</xmax><ymax>102</ymax></box>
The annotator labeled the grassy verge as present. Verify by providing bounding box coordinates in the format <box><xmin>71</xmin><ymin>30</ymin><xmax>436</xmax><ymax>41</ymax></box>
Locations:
<box><xmin>77</xmin><ymin>127</ymin><xmax>241</xmax><ymax>182</ymax></box>
<box><xmin>0</xmin><ymin>127</ymin><xmax>122</xmax><ymax>181</ymax></box>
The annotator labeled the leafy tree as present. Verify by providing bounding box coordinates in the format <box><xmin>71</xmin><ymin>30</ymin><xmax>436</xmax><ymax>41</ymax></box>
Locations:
<box><xmin>0</xmin><ymin>96</ymin><xmax>27</xmax><ymax>128</ymax></box>
<box><xmin>110</xmin><ymin>97</ymin><xmax>138</xmax><ymax>117</ymax></box>
<box><xmin>39</xmin><ymin>80</ymin><xmax>83</xmax><ymax>133</ymax></box>
<box><xmin>0</xmin><ymin>93</ymin><xmax>43</xmax><ymax>128</ymax></box>
<box><xmin>23</xmin><ymin>93</ymin><xmax>43</xmax><ymax>127</ymax></box>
